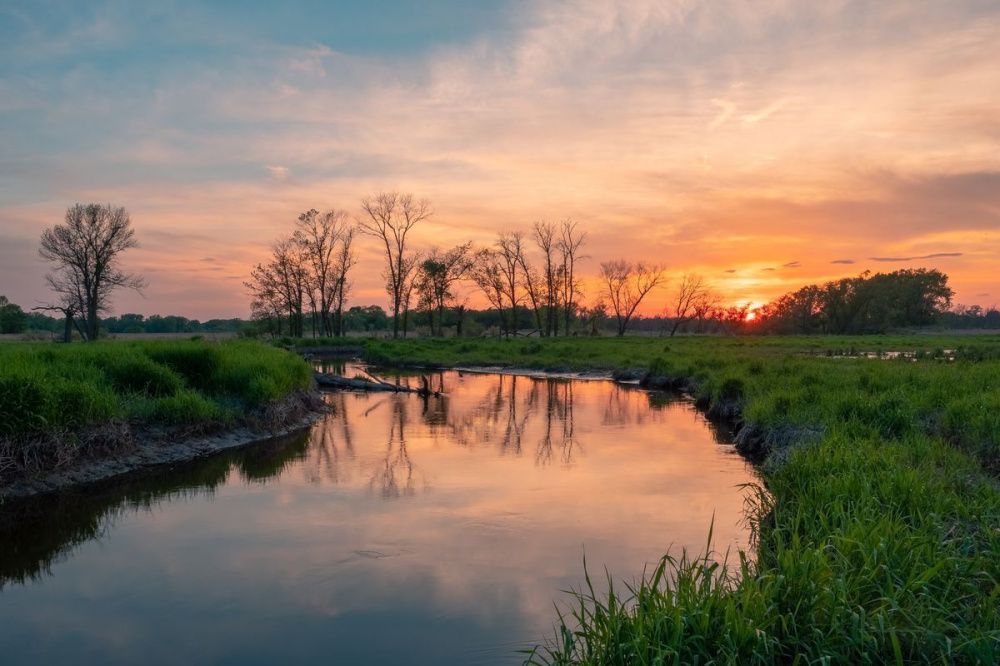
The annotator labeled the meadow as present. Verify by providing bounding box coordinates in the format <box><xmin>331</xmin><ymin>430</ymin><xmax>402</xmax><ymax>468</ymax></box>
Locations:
<box><xmin>326</xmin><ymin>333</ymin><xmax>999</xmax><ymax>663</ymax></box>
<box><xmin>0</xmin><ymin>340</ymin><xmax>313</xmax><ymax>481</ymax></box>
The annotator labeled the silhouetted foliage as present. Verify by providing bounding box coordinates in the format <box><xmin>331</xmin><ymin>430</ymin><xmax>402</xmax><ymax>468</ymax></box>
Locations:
<box><xmin>754</xmin><ymin>269</ymin><xmax>954</xmax><ymax>334</ymax></box>
<box><xmin>0</xmin><ymin>296</ymin><xmax>27</xmax><ymax>334</ymax></box>
<box><xmin>599</xmin><ymin>260</ymin><xmax>666</xmax><ymax>336</ymax></box>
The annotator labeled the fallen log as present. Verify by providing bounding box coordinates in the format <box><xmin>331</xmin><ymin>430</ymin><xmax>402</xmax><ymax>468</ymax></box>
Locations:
<box><xmin>314</xmin><ymin>372</ymin><xmax>439</xmax><ymax>396</ymax></box>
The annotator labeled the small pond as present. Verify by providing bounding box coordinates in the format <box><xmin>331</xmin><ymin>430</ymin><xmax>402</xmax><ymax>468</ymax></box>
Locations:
<box><xmin>0</xmin><ymin>366</ymin><xmax>757</xmax><ymax>665</ymax></box>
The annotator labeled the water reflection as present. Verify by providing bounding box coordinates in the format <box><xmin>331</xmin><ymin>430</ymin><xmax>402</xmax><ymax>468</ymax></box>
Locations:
<box><xmin>0</xmin><ymin>431</ymin><xmax>310</xmax><ymax>589</ymax></box>
<box><xmin>0</xmin><ymin>369</ymin><xmax>755</xmax><ymax>665</ymax></box>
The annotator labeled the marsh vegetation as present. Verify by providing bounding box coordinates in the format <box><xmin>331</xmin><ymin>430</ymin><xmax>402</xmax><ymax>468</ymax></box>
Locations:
<box><xmin>338</xmin><ymin>335</ymin><xmax>1000</xmax><ymax>663</ymax></box>
<box><xmin>0</xmin><ymin>340</ymin><xmax>314</xmax><ymax>485</ymax></box>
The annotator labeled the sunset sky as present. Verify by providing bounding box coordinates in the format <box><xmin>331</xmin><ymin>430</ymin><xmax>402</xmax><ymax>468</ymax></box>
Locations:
<box><xmin>1</xmin><ymin>1</ymin><xmax>998</xmax><ymax>319</ymax></box>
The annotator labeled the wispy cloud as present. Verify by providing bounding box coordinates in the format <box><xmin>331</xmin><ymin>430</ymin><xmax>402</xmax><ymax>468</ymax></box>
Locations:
<box><xmin>1</xmin><ymin>0</ymin><xmax>998</xmax><ymax>316</ymax></box>
<box><xmin>266</xmin><ymin>165</ymin><xmax>290</xmax><ymax>181</ymax></box>
<box><xmin>869</xmin><ymin>252</ymin><xmax>963</xmax><ymax>262</ymax></box>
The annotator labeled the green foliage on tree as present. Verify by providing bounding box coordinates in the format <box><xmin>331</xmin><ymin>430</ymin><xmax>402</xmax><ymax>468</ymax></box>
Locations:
<box><xmin>0</xmin><ymin>295</ymin><xmax>27</xmax><ymax>334</ymax></box>
<box><xmin>755</xmin><ymin>269</ymin><xmax>954</xmax><ymax>334</ymax></box>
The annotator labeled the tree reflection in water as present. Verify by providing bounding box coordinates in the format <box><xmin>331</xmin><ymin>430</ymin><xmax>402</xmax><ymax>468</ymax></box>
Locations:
<box><xmin>0</xmin><ymin>429</ymin><xmax>310</xmax><ymax>588</ymax></box>
<box><xmin>0</xmin><ymin>368</ymin><xmax>739</xmax><ymax>591</ymax></box>
<box><xmin>369</xmin><ymin>397</ymin><xmax>418</xmax><ymax>499</ymax></box>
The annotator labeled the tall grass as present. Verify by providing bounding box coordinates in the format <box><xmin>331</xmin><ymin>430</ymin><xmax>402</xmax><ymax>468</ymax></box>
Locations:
<box><xmin>0</xmin><ymin>340</ymin><xmax>313</xmax><ymax>478</ymax></box>
<box><xmin>338</xmin><ymin>335</ymin><xmax>1000</xmax><ymax>663</ymax></box>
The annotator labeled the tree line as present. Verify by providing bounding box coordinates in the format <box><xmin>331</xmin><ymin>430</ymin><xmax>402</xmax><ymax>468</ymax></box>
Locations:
<box><xmin>21</xmin><ymin>200</ymin><xmax>990</xmax><ymax>341</ymax></box>
<box><xmin>244</xmin><ymin>190</ymin><xmax>724</xmax><ymax>339</ymax></box>
<box><xmin>247</xmin><ymin>191</ymin><xmax>607</xmax><ymax>338</ymax></box>
<box><xmin>752</xmin><ymin>269</ymin><xmax>958</xmax><ymax>334</ymax></box>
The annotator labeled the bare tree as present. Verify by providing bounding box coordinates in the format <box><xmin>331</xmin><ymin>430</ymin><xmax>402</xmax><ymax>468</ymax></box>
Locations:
<box><xmin>330</xmin><ymin>226</ymin><xmax>356</xmax><ymax>337</ymax></box>
<box><xmin>38</xmin><ymin>203</ymin><xmax>145</xmax><ymax>341</ymax></box>
<box><xmin>599</xmin><ymin>260</ymin><xmax>665</xmax><ymax>336</ymax></box>
<box><xmin>294</xmin><ymin>208</ymin><xmax>348</xmax><ymax>336</ymax></box>
<box><xmin>496</xmin><ymin>232</ymin><xmax>527</xmax><ymax>336</ymax></box>
<box><xmin>667</xmin><ymin>273</ymin><xmax>715</xmax><ymax>337</ymax></box>
<box><xmin>246</xmin><ymin>238</ymin><xmax>308</xmax><ymax>337</ymax></box>
<box><xmin>514</xmin><ymin>233</ymin><xmax>546</xmax><ymax>335</ymax></box>
<box><xmin>32</xmin><ymin>303</ymin><xmax>82</xmax><ymax>342</ymax></box>
<box><xmin>470</xmin><ymin>248</ymin><xmax>510</xmax><ymax>337</ymax></box>
<box><xmin>246</xmin><ymin>260</ymin><xmax>282</xmax><ymax>336</ymax></box>
<box><xmin>533</xmin><ymin>221</ymin><xmax>558</xmax><ymax>336</ymax></box>
<box><xmin>415</xmin><ymin>242</ymin><xmax>472</xmax><ymax>336</ymax></box>
<box><xmin>558</xmin><ymin>220</ymin><xmax>587</xmax><ymax>335</ymax></box>
<box><xmin>358</xmin><ymin>192</ymin><xmax>431</xmax><ymax>338</ymax></box>
<box><xmin>398</xmin><ymin>251</ymin><xmax>421</xmax><ymax>338</ymax></box>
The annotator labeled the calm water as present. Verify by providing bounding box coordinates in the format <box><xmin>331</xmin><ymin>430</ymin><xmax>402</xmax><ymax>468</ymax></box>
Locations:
<box><xmin>0</xmin><ymin>366</ymin><xmax>756</xmax><ymax>665</ymax></box>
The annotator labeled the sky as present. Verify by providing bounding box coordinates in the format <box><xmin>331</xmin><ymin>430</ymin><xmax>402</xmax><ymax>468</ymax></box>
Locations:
<box><xmin>1</xmin><ymin>0</ymin><xmax>998</xmax><ymax>319</ymax></box>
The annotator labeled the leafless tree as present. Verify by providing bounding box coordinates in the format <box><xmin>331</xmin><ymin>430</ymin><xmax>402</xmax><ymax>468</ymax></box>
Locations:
<box><xmin>398</xmin><ymin>251</ymin><xmax>421</xmax><ymax>338</ymax></box>
<box><xmin>599</xmin><ymin>260</ymin><xmax>665</xmax><ymax>336</ymax></box>
<box><xmin>667</xmin><ymin>273</ymin><xmax>715</xmax><ymax>337</ymax></box>
<box><xmin>38</xmin><ymin>203</ymin><xmax>145</xmax><ymax>341</ymax></box>
<box><xmin>294</xmin><ymin>208</ymin><xmax>348</xmax><ymax>336</ymax></box>
<box><xmin>415</xmin><ymin>242</ymin><xmax>472</xmax><ymax>336</ymax></box>
<box><xmin>533</xmin><ymin>221</ymin><xmax>558</xmax><ymax>336</ymax></box>
<box><xmin>470</xmin><ymin>248</ymin><xmax>509</xmax><ymax>337</ymax></box>
<box><xmin>330</xmin><ymin>226</ymin><xmax>356</xmax><ymax>337</ymax></box>
<box><xmin>558</xmin><ymin>220</ymin><xmax>587</xmax><ymax>335</ymax></box>
<box><xmin>514</xmin><ymin>234</ymin><xmax>546</xmax><ymax>335</ymax></box>
<box><xmin>495</xmin><ymin>232</ymin><xmax>528</xmax><ymax>335</ymax></box>
<box><xmin>246</xmin><ymin>238</ymin><xmax>308</xmax><ymax>337</ymax></box>
<box><xmin>358</xmin><ymin>192</ymin><xmax>431</xmax><ymax>338</ymax></box>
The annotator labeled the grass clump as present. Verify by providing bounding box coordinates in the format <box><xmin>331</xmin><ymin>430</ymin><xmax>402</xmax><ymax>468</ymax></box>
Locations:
<box><xmin>145</xmin><ymin>344</ymin><xmax>222</xmax><ymax>390</ymax></box>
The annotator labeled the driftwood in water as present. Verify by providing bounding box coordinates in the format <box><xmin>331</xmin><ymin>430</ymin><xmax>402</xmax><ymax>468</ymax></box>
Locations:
<box><xmin>314</xmin><ymin>372</ymin><xmax>439</xmax><ymax>396</ymax></box>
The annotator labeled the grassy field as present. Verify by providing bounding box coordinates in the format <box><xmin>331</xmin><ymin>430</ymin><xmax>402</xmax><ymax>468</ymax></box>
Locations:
<box><xmin>331</xmin><ymin>334</ymin><xmax>999</xmax><ymax>663</ymax></box>
<box><xmin>0</xmin><ymin>340</ymin><xmax>313</xmax><ymax>480</ymax></box>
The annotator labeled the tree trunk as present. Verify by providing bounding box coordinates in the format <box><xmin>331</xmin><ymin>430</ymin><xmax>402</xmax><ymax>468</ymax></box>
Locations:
<box><xmin>87</xmin><ymin>300</ymin><xmax>99</xmax><ymax>341</ymax></box>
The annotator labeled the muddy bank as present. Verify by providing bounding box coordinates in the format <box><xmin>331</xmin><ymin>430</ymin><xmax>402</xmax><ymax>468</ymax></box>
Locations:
<box><xmin>1</xmin><ymin>390</ymin><xmax>327</xmax><ymax>502</ymax></box>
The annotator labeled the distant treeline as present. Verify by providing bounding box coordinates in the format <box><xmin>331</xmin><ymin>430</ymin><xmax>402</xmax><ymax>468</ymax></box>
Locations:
<box><xmin>3</xmin><ymin>270</ymin><xmax>995</xmax><ymax>339</ymax></box>
<box><xmin>751</xmin><ymin>269</ymin><xmax>996</xmax><ymax>334</ymax></box>
<box><xmin>17</xmin><ymin>311</ymin><xmax>245</xmax><ymax>335</ymax></box>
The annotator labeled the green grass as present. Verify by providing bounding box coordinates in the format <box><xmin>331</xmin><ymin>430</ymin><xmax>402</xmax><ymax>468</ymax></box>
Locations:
<box><xmin>0</xmin><ymin>340</ymin><xmax>313</xmax><ymax>476</ymax></box>
<box><xmin>331</xmin><ymin>334</ymin><xmax>1000</xmax><ymax>663</ymax></box>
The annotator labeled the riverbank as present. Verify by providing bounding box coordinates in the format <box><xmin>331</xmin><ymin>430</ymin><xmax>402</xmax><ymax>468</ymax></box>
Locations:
<box><xmin>326</xmin><ymin>335</ymin><xmax>998</xmax><ymax>663</ymax></box>
<box><xmin>0</xmin><ymin>340</ymin><xmax>320</xmax><ymax>499</ymax></box>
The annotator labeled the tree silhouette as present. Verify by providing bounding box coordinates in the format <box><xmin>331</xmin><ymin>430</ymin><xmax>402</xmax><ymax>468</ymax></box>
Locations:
<box><xmin>38</xmin><ymin>203</ymin><xmax>145</xmax><ymax>341</ymax></box>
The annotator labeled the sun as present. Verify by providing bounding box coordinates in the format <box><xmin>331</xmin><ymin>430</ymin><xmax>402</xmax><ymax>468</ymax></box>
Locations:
<box><xmin>745</xmin><ymin>310</ymin><xmax>758</xmax><ymax>322</ymax></box>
